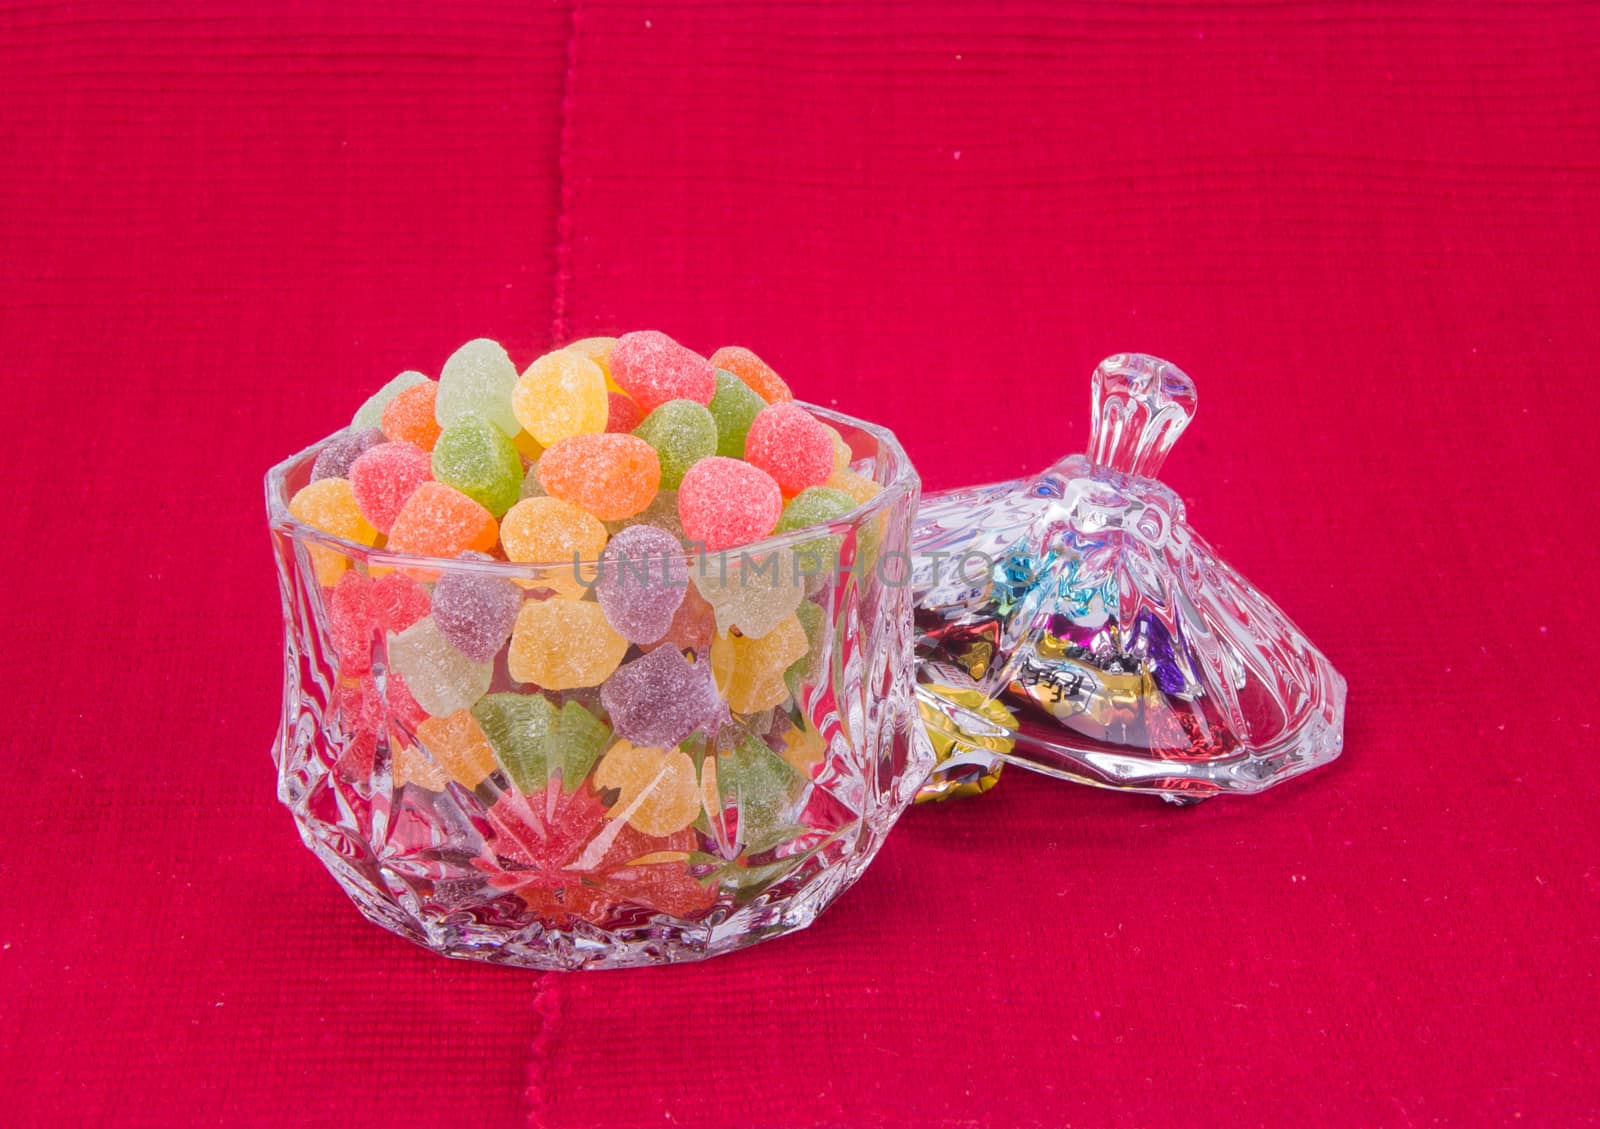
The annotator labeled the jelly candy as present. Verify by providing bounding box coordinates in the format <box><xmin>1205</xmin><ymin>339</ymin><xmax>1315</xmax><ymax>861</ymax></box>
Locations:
<box><xmin>593</xmin><ymin>741</ymin><xmax>702</xmax><ymax>836</ymax></box>
<box><xmin>595</xmin><ymin>524</ymin><xmax>688</xmax><ymax>643</ymax></box>
<box><xmin>775</xmin><ymin>484</ymin><xmax>857</xmax><ymax>533</ymax></box>
<box><xmin>507</xmin><ymin>598</ymin><xmax>629</xmax><ymax>689</ymax></box>
<box><xmin>600</xmin><ymin>645</ymin><xmax>727</xmax><ymax>747</ymax></box>
<box><xmin>744</xmin><ymin>402</ymin><xmax>833</xmax><ymax>495</ymax></box>
<box><xmin>677</xmin><ymin>456</ymin><xmax>782</xmax><ymax>550</ymax></box>
<box><xmin>513</xmin><ymin>429</ymin><xmax>543</xmax><ymax>460</ymax></box>
<box><xmin>609</xmin><ymin>330</ymin><xmax>716</xmax><ymax>412</ymax></box>
<box><xmin>647</xmin><ymin>578</ymin><xmax>716</xmax><ymax>654</ymax></box>
<box><xmin>380</xmin><ymin>379</ymin><xmax>443</xmax><ymax>451</ymax></box>
<box><xmin>352</xmin><ymin>370</ymin><xmax>427</xmax><ymax>430</ymax></box>
<box><xmin>823</xmin><ymin>424</ymin><xmax>852</xmax><ymax>471</ymax></box>
<box><xmin>499</xmin><ymin>495</ymin><xmax>608</xmax><ymax>595</ymax></box>
<box><xmin>436</xmin><ymin>338</ymin><xmax>519</xmax><ymax>438</ymax></box>
<box><xmin>289</xmin><ymin>477</ymin><xmax>379</xmax><ymax>585</ymax></box>
<box><xmin>385</xmin><ymin>482</ymin><xmax>498</xmax><ymax>558</ymax></box>
<box><xmin>415</xmin><ymin>709</ymin><xmax>498</xmax><ymax>789</ymax></box>
<box><xmin>537</xmin><ymin>433</ymin><xmax>661</xmax><ymax>522</ymax></box>
<box><xmin>388</xmin><ymin>616</ymin><xmax>494</xmax><ymax>717</ymax></box>
<box><xmin>372</xmin><ymin>572</ymin><xmax>430</xmax><ymax>633</ymax></box>
<box><xmin>520</xmin><ymin>460</ymin><xmax>545</xmax><ymax>498</ymax></box>
<box><xmin>785</xmin><ymin>598</ymin><xmax>827</xmax><ymax>696</ymax></box>
<box><xmin>633</xmin><ymin>398</ymin><xmax>717</xmax><ymax>490</ymax></box>
<box><xmin>512</xmin><ymin>348</ymin><xmax>608</xmax><ymax>446</ymax></box>
<box><xmin>430</xmin><ymin>551</ymin><xmax>521</xmax><ymax>661</ymax></box>
<box><xmin>431</xmin><ymin>414</ymin><xmax>522</xmax><ymax>518</ymax></box>
<box><xmin>565</xmin><ymin>335</ymin><xmax>620</xmax><ymax>386</ymax></box>
<box><xmin>392</xmin><ymin>739</ymin><xmax>449</xmax><ymax>791</ymax></box>
<box><xmin>605</xmin><ymin>392</ymin><xmax>643</xmax><ymax>434</ymax></box>
<box><xmin>691</xmin><ymin>552</ymin><xmax>805</xmax><ymax>639</ymax></box>
<box><xmin>473</xmin><ymin>693</ymin><xmax>611</xmax><ymax>795</ymax></box>
<box><xmin>710</xmin><ymin>613</ymin><xmax>809</xmax><ymax>714</ymax></box>
<box><xmin>707</xmin><ymin>729</ymin><xmax>805</xmax><ymax>852</ymax></box>
<box><xmin>707</xmin><ymin>368</ymin><xmax>765</xmax><ymax>458</ymax></box>
<box><xmin>604</xmin><ymin>488</ymin><xmax>682</xmax><ymax>540</ymax></box>
<box><xmin>311</xmin><ymin>428</ymin><xmax>384</xmax><ymax>482</ymax></box>
<box><xmin>326</xmin><ymin>570</ymin><xmax>377</xmax><ymax>675</ymax></box>
<box><xmin>387</xmin><ymin>670</ymin><xmax>430</xmax><ymax>730</ymax></box>
<box><xmin>708</xmin><ymin>346</ymin><xmax>793</xmax><ymax>404</ymax></box>
<box><xmin>349</xmin><ymin>440</ymin><xmax>432</xmax><ymax>534</ymax></box>
<box><xmin>824</xmin><ymin>466</ymin><xmax>881</xmax><ymax>506</ymax></box>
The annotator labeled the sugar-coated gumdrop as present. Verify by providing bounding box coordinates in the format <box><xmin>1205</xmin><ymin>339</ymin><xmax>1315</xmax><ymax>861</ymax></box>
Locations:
<box><xmin>825</xmin><ymin>467</ymin><xmax>882</xmax><ymax>506</ymax></box>
<box><xmin>353</xmin><ymin>371</ymin><xmax>428</xmax><ymax>430</ymax></box>
<box><xmin>610</xmin><ymin>331</ymin><xmax>716</xmax><ymax>412</ymax></box>
<box><xmin>388</xmin><ymin>616</ymin><xmax>494</xmax><ymax>717</ymax></box>
<box><xmin>312</xmin><ymin>428</ymin><xmax>384</xmax><ymax>482</ymax></box>
<box><xmin>595</xmin><ymin>524</ymin><xmax>688</xmax><ymax>643</ymax></box>
<box><xmin>289</xmin><ymin>478</ymin><xmax>379</xmax><ymax>585</ymax></box>
<box><xmin>708</xmin><ymin>346</ymin><xmax>793</xmax><ymax>404</ymax></box>
<box><xmin>372</xmin><ymin>572</ymin><xmax>430</xmax><ymax>633</ymax></box>
<box><xmin>565</xmin><ymin>336</ymin><xmax>620</xmax><ymax>387</ymax></box>
<box><xmin>431</xmin><ymin>414</ymin><xmax>522</xmax><ymax>517</ymax></box>
<box><xmin>775</xmin><ymin>486</ymin><xmax>857</xmax><ymax>533</ymax></box>
<box><xmin>645</xmin><ymin>578</ymin><xmax>716</xmax><ymax>655</ymax></box>
<box><xmin>415</xmin><ymin>709</ymin><xmax>498</xmax><ymax>789</ymax></box>
<box><xmin>633</xmin><ymin>398</ymin><xmax>717</xmax><ymax>490</ymax></box>
<box><xmin>677</xmin><ymin>457</ymin><xmax>782</xmax><ymax>551</ymax></box>
<box><xmin>706</xmin><ymin>729</ymin><xmax>805</xmax><ymax>852</ymax></box>
<box><xmin>604</xmin><ymin>489</ymin><xmax>681</xmax><ymax>540</ymax></box>
<box><xmin>472</xmin><ymin>693</ymin><xmax>611</xmax><ymax>795</ymax></box>
<box><xmin>605</xmin><ymin>392</ymin><xmax>643</xmax><ymax>434</ymax></box>
<box><xmin>777</xmin><ymin>717</ymin><xmax>826</xmax><ymax>775</ymax></box>
<box><xmin>326</xmin><ymin>570</ymin><xmax>377</xmax><ymax>674</ymax></box>
<box><xmin>823</xmin><ymin>424</ymin><xmax>852</xmax><ymax>470</ymax></box>
<box><xmin>513</xmin><ymin>348</ymin><xmax>608</xmax><ymax>446</ymax></box>
<box><xmin>711</xmin><ymin>613</ymin><xmax>809</xmax><ymax>713</ymax></box>
<box><xmin>601</xmin><ymin>645</ymin><xmax>728</xmax><ymax>747</ymax></box>
<box><xmin>593</xmin><ymin>742</ymin><xmax>702</xmax><ymax>836</ymax></box>
<box><xmin>500</xmin><ymin>495</ymin><xmax>608</xmax><ymax>595</ymax></box>
<box><xmin>691</xmin><ymin>551</ymin><xmax>806</xmax><ymax>639</ymax></box>
<box><xmin>431</xmin><ymin>551</ymin><xmax>522</xmax><ymax>661</ymax></box>
<box><xmin>436</xmin><ymin>338</ymin><xmax>520</xmax><ymax>438</ymax></box>
<box><xmin>707</xmin><ymin>369</ymin><xmax>765</xmax><ymax>458</ymax></box>
<box><xmin>507</xmin><ymin>598</ymin><xmax>628</xmax><ymax>689</ymax></box>
<box><xmin>537</xmin><ymin>433</ymin><xmax>661</xmax><ymax>522</ymax></box>
<box><xmin>349</xmin><ymin>440</ymin><xmax>432</xmax><ymax>533</ymax></box>
<box><xmin>392</xmin><ymin>739</ymin><xmax>449</xmax><ymax>791</ymax></box>
<box><xmin>784</xmin><ymin>598</ymin><xmax>826</xmax><ymax>695</ymax></box>
<box><xmin>381</xmin><ymin>380</ymin><xmax>443</xmax><ymax>451</ymax></box>
<box><xmin>744</xmin><ymin>402</ymin><xmax>834</xmax><ymax>495</ymax></box>
<box><xmin>385</xmin><ymin>482</ymin><xmax>498</xmax><ymax>558</ymax></box>
<box><xmin>387</xmin><ymin>669</ymin><xmax>430</xmax><ymax>729</ymax></box>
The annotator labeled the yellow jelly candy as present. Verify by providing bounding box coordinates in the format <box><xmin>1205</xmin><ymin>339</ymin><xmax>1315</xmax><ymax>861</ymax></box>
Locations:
<box><xmin>822</xmin><ymin>424</ymin><xmax>852</xmax><ymax>471</ymax></box>
<box><xmin>824</xmin><ymin>467</ymin><xmax>881</xmax><ymax>506</ymax></box>
<box><xmin>508</xmin><ymin>598</ymin><xmax>628</xmax><ymax>689</ymax></box>
<box><xmin>710</xmin><ymin>614</ymin><xmax>810</xmax><ymax>714</ymax></box>
<box><xmin>415</xmin><ymin>709</ymin><xmax>498</xmax><ymax>789</ymax></box>
<box><xmin>289</xmin><ymin>477</ymin><xmax>379</xmax><ymax>586</ymax></box>
<box><xmin>499</xmin><ymin>496</ymin><xmax>608</xmax><ymax>594</ymax></box>
<box><xmin>566</xmin><ymin>336</ymin><xmax>622</xmax><ymax>391</ymax></box>
<box><xmin>779</xmin><ymin>722</ymin><xmax>826</xmax><ymax>775</ymax></box>
<box><xmin>513</xmin><ymin>348</ymin><xmax>609</xmax><ymax>446</ymax></box>
<box><xmin>513</xmin><ymin>430</ymin><xmax>544</xmax><ymax>461</ymax></box>
<box><xmin>593</xmin><ymin>740</ymin><xmax>700</xmax><ymax>836</ymax></box>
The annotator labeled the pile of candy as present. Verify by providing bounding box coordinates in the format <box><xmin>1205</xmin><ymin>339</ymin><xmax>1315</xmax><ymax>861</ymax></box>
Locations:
<box><xmin>283</xmin><ymin>331</ymin><xmax>890</xmax><ymax>934</ymax></box>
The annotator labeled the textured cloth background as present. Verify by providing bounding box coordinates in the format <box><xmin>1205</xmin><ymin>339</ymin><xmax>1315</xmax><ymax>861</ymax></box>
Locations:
<box><xmin>2</xmin><ymin>2</ymin><xmax>1597</xmax><ymax>1125</ymax></box>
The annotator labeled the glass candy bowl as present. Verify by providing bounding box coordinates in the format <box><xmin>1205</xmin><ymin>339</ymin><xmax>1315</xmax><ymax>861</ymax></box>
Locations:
<box><xmin>266</xmin><ymin>407</ymin><xmax>928</xmax><ymax>969</ymax></box>
<box><xmin>912</xmin><ymin>355</ymin><xmax>1346</xmax><ymax>802</ymax></box>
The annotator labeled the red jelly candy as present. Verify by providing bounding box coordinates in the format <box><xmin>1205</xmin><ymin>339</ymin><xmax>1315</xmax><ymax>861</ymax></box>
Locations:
<box><xmin>610</xmin><ymin>330</ymin><xmax>716</xmax><ymax>413</ymax></box>
<box><xmin>678</xmin><ymin>456</ymin><xmax>783</xmax><ymax>550</ymax></box>
<box><xmin>605</xmin><ymin>391</ymin><xmax>643</xmax><ymax>434</ymax></box>
<box><xmin>743</xmin><ymin>401</ymin><xmax>834</xmax><ymax>495</ymax></box>
<box><xmin>349</xmin><ymin>441</ymin><xmax>433</xmax><ymax>534</ymax></box>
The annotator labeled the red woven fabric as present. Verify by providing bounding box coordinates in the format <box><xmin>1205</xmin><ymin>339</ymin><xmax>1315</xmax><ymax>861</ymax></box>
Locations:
<box><xmin>2</xmin><ymin>3</ymin><xmax>1596</xmax><ymax>1125</ymax></box>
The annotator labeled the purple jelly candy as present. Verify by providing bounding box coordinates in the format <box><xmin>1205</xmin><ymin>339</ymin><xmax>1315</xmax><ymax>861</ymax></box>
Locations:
<box><xmin>600</xmin><ymin>645</ymin><xmax>728</xmax><ymax>747</ymax></box>
<box><xmin>311</xmin><ymin>428</ymin><xmax>385</xmax><ymax>482</ymax></box>
<box><xmin>431</xmin><ymin>551</ymin><xmax>522</xmax><ymax>662</ymax></box>
<box><xmin>595</xmin><ymin>524</ymin><xmax>689</xmax><ymax>644</ymax></box>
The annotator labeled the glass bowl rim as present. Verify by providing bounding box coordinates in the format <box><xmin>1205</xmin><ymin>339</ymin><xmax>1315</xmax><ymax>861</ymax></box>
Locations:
<box><xmin>264</xmin><ymin>401</ymin><xmax>920</xmax><ymax>574</ymax></box>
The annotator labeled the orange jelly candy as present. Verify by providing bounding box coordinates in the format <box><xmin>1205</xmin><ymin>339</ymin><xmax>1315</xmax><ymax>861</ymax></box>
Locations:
<box><xmin>381</xmin><ymin>380</ymin><xmax>443</xmax><ymax>451</ymax></box>
<box><xmin>708</xmin><ymin>346</ymin><xmax>793</xmax><ymax>404</ymax></box>
<box><xmin>536</xmin><ymin>433</ymin><xmax>661</xmax><ymax>522</ymax></box>
<box><xmin>385</xmin><ymin>481</ymin><xmax>498</xmax><ymax>557</ymax></box>
<box><xmin>415</xmin><ymin>709</ymin><xmax>498</xmax><ymax>789</ymax></box>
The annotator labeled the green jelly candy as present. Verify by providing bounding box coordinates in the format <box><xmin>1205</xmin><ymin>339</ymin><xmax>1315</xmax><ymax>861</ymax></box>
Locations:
<box><xmin>432</xmin><ymin>414</ymin><xmax>522</xmax><ymax>517</ymax></box>
<box><xmin>470</xmin><ymin>693</ymin><xmax>613</xmax><ymax>794</ymax></box>
<box><xmin>634</xmin><ymin>398</ymin><xmax>717</xmax><ymax>490</ymax></box>
<box><xmin>707</xmin><ymin>369</ymin><xmax>765</xmax><ymax>459</ymax></box>
<box><xmin>437</xmin><ymin>338</ymin><xmax>520</xmax><ymax>438</ymax></box>
<box><xmin>714</xmin><ymin>730</ymin><xmax>805</xmax><ymax>854</ymax></box>
<box><xmin>472</xmin><ymin>692</ymin><xmax>559</xmax><ymax>793</ymax></box>
<box><xmin>352</xmin><ymin>370</ymin><xmax>427</xmax><ymax>430</ymax></box>
<box><xmin>776</xmin><ymin>485</ymin><xmax>856</xmax><ymax>569</ymax></box>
